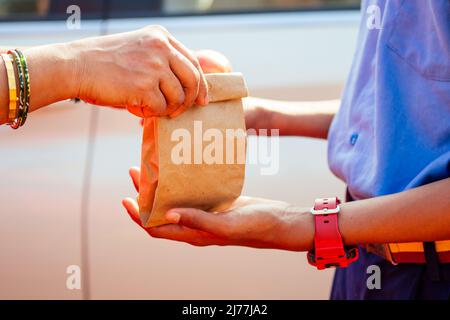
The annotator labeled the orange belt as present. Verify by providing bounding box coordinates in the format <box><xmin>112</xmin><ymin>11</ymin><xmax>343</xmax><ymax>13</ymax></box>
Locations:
<box><xmin>366</xmin><ymin>240</ymin><xmax>450</xmax><ymax>264</ymax></box>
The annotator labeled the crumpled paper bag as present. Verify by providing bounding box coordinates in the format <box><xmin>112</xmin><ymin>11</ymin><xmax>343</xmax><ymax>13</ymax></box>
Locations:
<box><xmin>139</xmin><ymin>73</ymin><xmax>248</xmax><ymax>227</ymax></box>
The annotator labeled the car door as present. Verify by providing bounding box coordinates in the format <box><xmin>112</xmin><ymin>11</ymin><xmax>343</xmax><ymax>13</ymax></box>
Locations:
<box><xmin>0</xmin><ymin>1</ymin><xmax>103</xmax><ymax>299</ymax></box>
<box><xmin>87</xmin><ymin>0</ymin><xmax>360</xmax><ymax>299</ymax></box>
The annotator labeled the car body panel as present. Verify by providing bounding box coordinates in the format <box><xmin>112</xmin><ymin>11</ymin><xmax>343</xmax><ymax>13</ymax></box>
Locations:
<box><xmin>0</xmin><ymin>102</ymin><xmax>89</xmax><ymax>299</ymax></box>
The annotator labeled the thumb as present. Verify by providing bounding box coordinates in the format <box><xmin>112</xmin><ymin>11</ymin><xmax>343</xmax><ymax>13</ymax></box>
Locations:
<box><xmin>165</xmin><ymin>208</ymin><xmax>230</xmax><ymax>236</ymax></box>
<box><xmin>129</xmin><ymin>166</ymin><xmax>141</xmax><ymax>193</ymax></box>
<box><xmin>122</xmin><ymin>197</ymin><xmax>142</xmax><ymax>227</ymax></box>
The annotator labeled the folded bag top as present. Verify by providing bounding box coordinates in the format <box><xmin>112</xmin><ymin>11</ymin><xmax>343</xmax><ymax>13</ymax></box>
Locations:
<box><xmin>139</xmin><ymin>73</ymin><xmax>248</xmax><ymax>227</ymax></box>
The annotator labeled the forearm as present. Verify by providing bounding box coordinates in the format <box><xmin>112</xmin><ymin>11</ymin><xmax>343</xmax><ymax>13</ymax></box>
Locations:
<box><xmin>245</xmin><ymin>97</ymin><xmax>339</xmax><ymax>139</ymax></box>
<box><xmin>292</xmin><ymin>178</ymin><xmax>450</xmax><ymax>251</ymax></box>
<box><xmin>340</xmin><ymin>178</ymin><xmax>450</xmax><ymax>246</ymax></box>
<box><xmin>0</xmin><ymin>43</ymin><xmax>78</xmax><ymax>124</ymax></box>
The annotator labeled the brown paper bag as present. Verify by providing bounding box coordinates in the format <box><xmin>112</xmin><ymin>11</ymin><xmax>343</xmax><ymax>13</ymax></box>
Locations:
<box><xmin>138</xmin><ymin>73</ymin><xmax>248</xmax><ymax>227</ymax></box>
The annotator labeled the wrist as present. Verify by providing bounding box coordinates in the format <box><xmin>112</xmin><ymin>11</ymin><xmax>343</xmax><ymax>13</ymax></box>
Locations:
<box><xmin>251</xmin><ymin>98</ymin><xmax>298</xmax><ymax>135</ymax></box>
<box><xmin>307</xmin><ymin>197</ymin><xmax>359</xmax><ymax>269</ymax></box>
<box><xmin>244</xmin><ymin>97</ymin><xmax>276</xmax><ymax>132</ymax></box>
<box><xmin>23</xmin><ymin>42</ymin><xmax>80</xmax><ymax>111</ymax></box>
<box><xmin>281</xmin><ymin>206</ymin><xmax>314</xmax><ymax>251</ymax></box>
<box><xmin>59</xmin><ymin>41</ymin><xmax>84</xmax><ymax>99</ymax></box>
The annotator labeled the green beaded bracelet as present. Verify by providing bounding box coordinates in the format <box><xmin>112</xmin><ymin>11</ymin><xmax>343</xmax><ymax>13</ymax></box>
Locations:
<box><xmin>14</xmin><ymin>49</ymin><xmax>30</xmax><ymax>127</ymax></box>
<box><xmin>8</xmin><ymin>49</ymin><xmax>30</xmax><ymax>129</ymax></box>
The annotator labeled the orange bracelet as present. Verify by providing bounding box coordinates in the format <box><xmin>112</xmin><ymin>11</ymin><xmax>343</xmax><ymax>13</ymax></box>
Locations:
<box><xmin>1</xmin><ymin>53</ymin><xmax>18</xmax><ymax>123</ymax></box>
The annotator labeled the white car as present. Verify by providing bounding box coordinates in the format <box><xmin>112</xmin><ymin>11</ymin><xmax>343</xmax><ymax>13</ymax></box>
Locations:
<box><xmin>0</xmin><ymin>0</ymin><xmax>359</xmax><ymax>299</ymax></box>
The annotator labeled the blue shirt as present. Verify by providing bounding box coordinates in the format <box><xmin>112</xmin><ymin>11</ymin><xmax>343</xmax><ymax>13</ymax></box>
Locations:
<box><xmin>327</xmin><ymin>0</ymin><xmax>450</xmax><ymax>299</ymax></box>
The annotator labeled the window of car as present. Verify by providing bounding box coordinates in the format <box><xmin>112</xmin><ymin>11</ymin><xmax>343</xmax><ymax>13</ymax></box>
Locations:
<box><xmin>0</xmin><ymin>0</ymin><xmax>103</xmax><ymax>20</ymax></box>
<box><xmin>0</xmin><ymin>0</ymin><xmax>360</xmax><ymax>21</ymax></box>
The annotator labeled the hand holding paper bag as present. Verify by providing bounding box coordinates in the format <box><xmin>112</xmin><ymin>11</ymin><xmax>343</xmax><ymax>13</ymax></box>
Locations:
<box><xmin>123</xmin><ymin>72</ymin><xmax>313</xmax><ymax>252</ymax></box>
<box><xmin>138</xmin><ymin>73</ymin><xmax>248</xmax><ymax>227</ymax></box>
<box><xmin>123</xmin><ymin>168</ymin><xmax>312</xmax><ymax>251</ymax></box>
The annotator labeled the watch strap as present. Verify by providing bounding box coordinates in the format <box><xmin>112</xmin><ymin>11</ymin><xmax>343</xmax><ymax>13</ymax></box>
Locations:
<box><xmin>307</xmin><ymin>197</ymin><xmax>358</xmax><ymax>269</ymax></box>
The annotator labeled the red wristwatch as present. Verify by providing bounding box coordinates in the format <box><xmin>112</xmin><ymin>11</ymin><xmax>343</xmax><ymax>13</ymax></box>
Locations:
<box><xmin>307</xmin><ymin>197</ymin><xmax>359</xmax><ymax>270</ymax></box>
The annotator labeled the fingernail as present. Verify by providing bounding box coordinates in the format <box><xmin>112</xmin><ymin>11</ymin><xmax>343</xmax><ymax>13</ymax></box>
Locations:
<box><xmin>166</xmin><ymin>211</ymin><xmax>181</xmax><ymax>224</ymax></box>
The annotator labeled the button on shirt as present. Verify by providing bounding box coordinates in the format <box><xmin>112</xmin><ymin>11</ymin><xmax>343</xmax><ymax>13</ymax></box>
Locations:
<box><xmin>327</xmin><ymin>0</ymin><xmax>450</xmax><ymax>299</ymax></box>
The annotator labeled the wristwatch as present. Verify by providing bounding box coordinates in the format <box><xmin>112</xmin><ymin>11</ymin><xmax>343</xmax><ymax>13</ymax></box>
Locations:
<box><xmin>307</xmin><ymin>197</ymin><xmax>359</xmax><ymax>270</ymax></box>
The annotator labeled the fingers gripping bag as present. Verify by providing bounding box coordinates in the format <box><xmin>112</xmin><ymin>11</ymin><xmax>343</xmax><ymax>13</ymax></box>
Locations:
<box><xmin>138</xmin><ymin>73</ymin><xmax>248</xmax><ymax>227</ymax></box>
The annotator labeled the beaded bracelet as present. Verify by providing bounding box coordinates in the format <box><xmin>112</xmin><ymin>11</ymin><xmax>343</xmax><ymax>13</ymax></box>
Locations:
<box><xmin>8</xmin><ymin>49</ymin><xmax>30</xmax><ymax>129</ymax></box>
<box><xmin>13</xmin><ymin>49</ymin><xmax>30</xmax><ymax>127</ymax></box>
